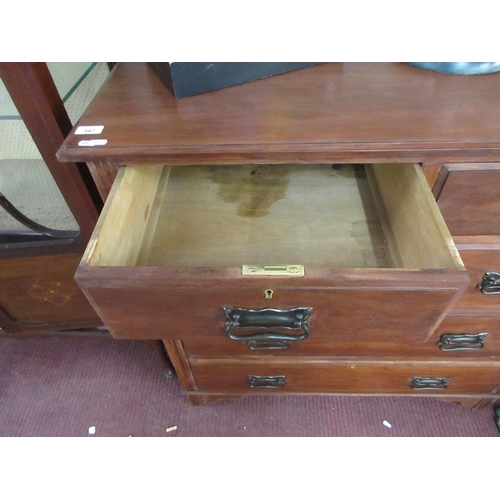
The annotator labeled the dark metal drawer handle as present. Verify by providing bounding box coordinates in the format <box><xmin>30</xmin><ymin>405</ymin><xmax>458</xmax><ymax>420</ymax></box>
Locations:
<box><xmin>438</xmin><ymin>332</ymin><xmax>488</xmax><ymax>351</ymax></box>
<box><xmin>223</xmin><ymin>307</ymin><xmax>312</xmax><ymax>350</ymax></box>
<box><xmin>477</xmin><ymin>272</ymin><xmax>500</xmax><ymax>294</ymax></box>
<box><xmin>248</xmin><ymin>375</ymin><xmax>286</xmax><ymax>389</ymax></box>
<box><xmin>410</xmin><ymin>376</ymin><xmax>450</xmax><ymax>390</ymax></box>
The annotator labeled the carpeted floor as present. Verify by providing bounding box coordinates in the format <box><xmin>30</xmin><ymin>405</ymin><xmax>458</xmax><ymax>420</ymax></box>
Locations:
<box><xmin>0</xmin><ymin>336</ymin><xmax>498</xmax><ymax>437</ymax></box>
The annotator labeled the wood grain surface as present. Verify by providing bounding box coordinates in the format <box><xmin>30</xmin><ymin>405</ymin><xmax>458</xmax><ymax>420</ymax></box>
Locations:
<box><xmin>437</xmin><ymin>164</ymin><xmax>500</xmax><ymax>236</ymax></box>
<box><xmin>189</xmin><ymin>357</ymin><xmax>500</xmax><ymax>395</ymax></box>
<box><xmin>182</xmin><ymin>312</ymin><xmax>500</xmax><ymax>358</ymax></box>
<box><xmin>57</xmin><ymin>63</ymin><xmax>500</xmax><ymax>165</ymax></box>
<box><xmin>451</xmin><ymin>248</ymin><xmax>500</xmax><ymax>313</ymax></box>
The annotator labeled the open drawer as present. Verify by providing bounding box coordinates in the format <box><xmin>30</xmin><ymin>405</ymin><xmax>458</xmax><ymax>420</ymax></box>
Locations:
<box><xmin>76</xmin><ymin>163</ymin><xmax>468</xmax><ymax>345</ymax></box>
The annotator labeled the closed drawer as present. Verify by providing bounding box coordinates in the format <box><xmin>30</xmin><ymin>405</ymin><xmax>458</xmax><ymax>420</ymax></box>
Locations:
<box><xmin>431</xmin><ymin>315</ymin><xmax>500</xmax><ymax>356</ymax></box>
<box><xmin>452</xmin><ymin>248</ymin><xmax>500</xmax><ymax>313</ymax></box>
<box><xmin>182</xmin><ymin>312</ymin><xmax>500</xmax><ymax>357</ymax></box>
<box><xmin>190</xmin><ymin>358</ymin><xmax>500</xmax><ymax>395</ymax></box>
<box><xmin>76</xmin><ymin>163</ymin><xmax>467</xmax><ymax>342</ymax></box>
<box><xmin>436</xmin><ymin>163</ymin><xmax>500</xmax><ymax>236</ymax></box>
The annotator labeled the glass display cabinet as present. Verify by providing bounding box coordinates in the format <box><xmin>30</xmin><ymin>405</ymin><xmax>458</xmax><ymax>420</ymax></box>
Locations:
<box><xmin>0</xmin><ymin>62</ymin><xmax>108</xmax><ymax>334</ymax></box>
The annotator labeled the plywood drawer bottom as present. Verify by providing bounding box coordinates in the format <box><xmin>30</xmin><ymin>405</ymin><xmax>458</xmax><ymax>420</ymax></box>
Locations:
<box><xmin>190</xmin><ymin>358</ymin><xmax>500</xmax><ymax>396</ymax></box>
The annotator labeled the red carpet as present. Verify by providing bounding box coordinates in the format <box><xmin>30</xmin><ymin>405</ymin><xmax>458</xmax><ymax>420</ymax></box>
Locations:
<box><xmin>0</xmin><ymin>336</ymin><xmax>498</xmax><ymax>437</ymax></box>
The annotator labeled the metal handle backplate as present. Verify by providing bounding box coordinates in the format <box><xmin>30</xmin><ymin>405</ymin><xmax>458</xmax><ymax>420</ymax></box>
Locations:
<box><xmin>438</xmin><ymin>332</ymin><xmax>487</xmax><ymax>351</ymax></box>
<box><xmin>410</xmin><ymin>376</ymin><xmax>450</xmax><ymax>390</ymax></box>
<box><xmin>223</xmin><ymin>306</ymin><xmax>312</xmax><ymax>350</ymax></box>
<box><xmin>247</xmin><ymin>375</ymin><xmax>286</xmax><ymax>389</ymax></box>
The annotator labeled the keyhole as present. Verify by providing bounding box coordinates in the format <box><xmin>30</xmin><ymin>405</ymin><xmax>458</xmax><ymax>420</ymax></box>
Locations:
<box><xmin>265</xmin><ymin>289</ymin><xmax>274</xmax><ymax>299</ymax></box>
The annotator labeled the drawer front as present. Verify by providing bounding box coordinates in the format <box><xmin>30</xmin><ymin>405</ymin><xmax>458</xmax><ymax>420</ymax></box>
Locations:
<box><xmin>82</xmin><ymin>278</ymin><xmax>463</xmax><ymax>342</ymax></box>
<box><xmin>183</xmin><ymin>313</ymin><xmax>500</xmax><ymax>357</ymax></box>
<box><xmin>437</xmin><ymin>164</ymin><xmax>500</xmax><ymax>236</ymax></box>
<box><xmin>191</xmin><ymin>359</ymin><xmax>500</xmax><ymax>395</ymax></box>
<box><xmin>431</xmin><ymin>315</ymin><xmax>500</xmax><ymax>356</ymax></box>
<box><xmin>453</xmin><ymin>249</ymin><xmax>500</xmax><ymax>313</ymax></box>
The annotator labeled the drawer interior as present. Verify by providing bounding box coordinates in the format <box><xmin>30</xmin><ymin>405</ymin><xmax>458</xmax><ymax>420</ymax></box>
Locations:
<box><xmin>86</xmin><ymin>163</ymin><xmax>464</xmax><ymax>271</ymax></box>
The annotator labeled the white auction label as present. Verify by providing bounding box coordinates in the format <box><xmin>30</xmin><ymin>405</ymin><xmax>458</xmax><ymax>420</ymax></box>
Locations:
<box><xmin>78</xmin><ymin>139</ymin><xmax>108</xmax><ymax>147</ymax></box>
<box><xmin>75</xmin><ymin>125</ymin><xmax>104</xmax><ymax>135</ymax></box>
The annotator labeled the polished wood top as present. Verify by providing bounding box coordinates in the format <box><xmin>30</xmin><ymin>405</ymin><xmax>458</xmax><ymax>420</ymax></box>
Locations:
<box><xmin>57</xmin><ymin>62</ymin><xmax>500</xmax><ymax>165</ymax></box>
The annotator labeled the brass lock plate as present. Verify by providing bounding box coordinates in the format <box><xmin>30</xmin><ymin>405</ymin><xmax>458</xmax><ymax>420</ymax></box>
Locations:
<box><xmin>241</xmin><ymin>265</ymin><xmax>305</xmax><ymax>277</ymax></box>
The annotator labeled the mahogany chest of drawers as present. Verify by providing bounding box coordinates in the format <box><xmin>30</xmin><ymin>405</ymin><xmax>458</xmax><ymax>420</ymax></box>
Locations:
<box><xmin>57</xmin><ymin>62</ymin><xmax>500</xmax><ymax>406</ymax></box>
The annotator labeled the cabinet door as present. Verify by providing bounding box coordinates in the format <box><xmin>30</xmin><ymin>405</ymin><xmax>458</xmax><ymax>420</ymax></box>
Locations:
<box><xmin>0</xmin><ymin>63</ymin><xmax>107</xmax><ymax>334</ymax></box>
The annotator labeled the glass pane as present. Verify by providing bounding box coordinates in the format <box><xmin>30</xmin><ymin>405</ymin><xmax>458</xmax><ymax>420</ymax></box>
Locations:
<box><xmin>0</xmin><ymin>63</ymin><xmax>108</xmax><ymax>119</ymax></box>
<box><xmin>0</xmin><ymin>63</ymin><xmax>109</xmax><ymax>244</ymax></box>
<box><xmin>48</xmin><ymin>62</ymin><xmax>96</xmax><ymax>102</ymax></box>
<box><xmin>47</xmin><ymin>62</ymin><xmax>110</xmax><ymax>123</ymax></box>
